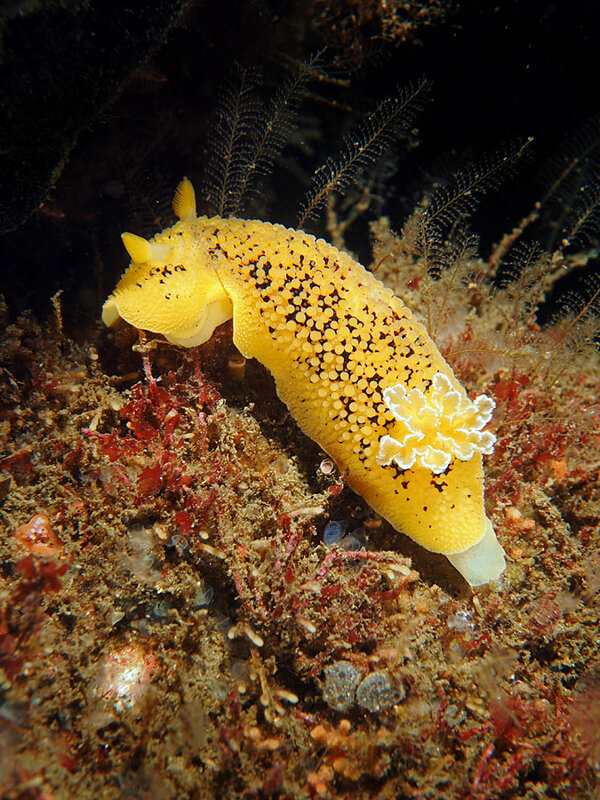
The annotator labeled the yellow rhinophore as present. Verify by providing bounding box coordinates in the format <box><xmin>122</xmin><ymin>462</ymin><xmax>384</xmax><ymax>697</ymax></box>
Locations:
<box><xmin>103</xmin><ymin>178</ymin><xmax>505</xmax><ymax>586</ymax></box>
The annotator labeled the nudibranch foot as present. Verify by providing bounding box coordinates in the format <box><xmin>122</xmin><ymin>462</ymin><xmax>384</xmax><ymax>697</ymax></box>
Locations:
<box><xmin>447</xmin><ymin>517</ymin><xmax>506</xmax><ymax>587</ymax></box>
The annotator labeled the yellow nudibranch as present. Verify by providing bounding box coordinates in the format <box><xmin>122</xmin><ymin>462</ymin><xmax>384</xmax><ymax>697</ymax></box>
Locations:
<box><xmin>103</xmin><ymin>179</ymin><xmax>506</xmax><ymax>586</ymax></box>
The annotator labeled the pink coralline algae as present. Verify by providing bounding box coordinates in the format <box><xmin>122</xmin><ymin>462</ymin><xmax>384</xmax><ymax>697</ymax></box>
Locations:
<box><xmin>14</xmin><ymin>513</ymin><xmax>65</xmax><ymax>558</ymax></box>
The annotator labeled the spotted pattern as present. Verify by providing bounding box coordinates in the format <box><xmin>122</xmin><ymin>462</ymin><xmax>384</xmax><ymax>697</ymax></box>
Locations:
<box><xmin>104</xmin><ymin>213</ymin><xmax>492</xmax><ymax>555</ymax></box>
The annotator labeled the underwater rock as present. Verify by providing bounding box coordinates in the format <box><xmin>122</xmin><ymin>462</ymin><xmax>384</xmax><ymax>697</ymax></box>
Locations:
<box><xmin>322</xmin><ymin>661</ymin><xmax>364</xmax><ymax>712</ymax></box>
<box><xmin>356</xmin><ymin>671</ymin><xmax>405</xmax><ymax>713</ymax></box>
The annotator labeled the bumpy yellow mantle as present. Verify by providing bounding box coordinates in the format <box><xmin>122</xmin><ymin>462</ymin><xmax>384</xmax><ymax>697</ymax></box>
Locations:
<box><xmin>103</xmin><ymin>179</ymin><xmax>505</xmax><ymax>586</ymax></box>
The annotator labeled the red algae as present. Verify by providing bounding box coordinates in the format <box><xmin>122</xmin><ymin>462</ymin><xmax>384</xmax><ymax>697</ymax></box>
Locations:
<box><xmin>0</xmin><ymin>248</ymin><xmax>598</xmax><ymax>797</ymax></box>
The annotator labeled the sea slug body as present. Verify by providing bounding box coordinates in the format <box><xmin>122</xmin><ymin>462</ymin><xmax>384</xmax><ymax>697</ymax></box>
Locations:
<box><xmin>103</xmin><ymin>179</ymin><xmax>505</xmax><ymax>586</ymax></box>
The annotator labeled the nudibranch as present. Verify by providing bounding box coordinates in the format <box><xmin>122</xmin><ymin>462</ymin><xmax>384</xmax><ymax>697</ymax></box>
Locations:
<box><xmin>103</xmin><ymin>179</ymin><xmax>506</xmax><ymax>586</ymax></box>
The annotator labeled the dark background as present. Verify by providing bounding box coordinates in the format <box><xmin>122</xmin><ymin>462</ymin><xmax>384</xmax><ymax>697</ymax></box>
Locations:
<box><xmin>1</xmin><ymin>0</ymin><xmax>599</xmax><ymax>332</ymax></box>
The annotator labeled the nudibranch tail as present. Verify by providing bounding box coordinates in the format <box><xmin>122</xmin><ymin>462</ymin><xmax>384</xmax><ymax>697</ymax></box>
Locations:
<box><xmin>102</xmin><ymin>178</ymin><xmax>505</xmax><ymax>586</ymax></box>
<box><xmin>447</xmin><ymin>517</ymin><xmax>506</xmax><ymax>587</ymax></box>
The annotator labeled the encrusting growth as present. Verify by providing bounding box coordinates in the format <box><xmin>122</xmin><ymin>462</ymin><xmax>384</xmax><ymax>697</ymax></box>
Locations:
<box><xmin>102</xmin><ymin>178</ymin><xmax>506</xmax><ymax>586</ymax></box>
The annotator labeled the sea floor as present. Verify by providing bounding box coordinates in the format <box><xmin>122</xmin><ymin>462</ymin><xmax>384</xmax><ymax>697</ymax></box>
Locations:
<box><xmin>1</xmin><ymin>284</ymin><xmax>599</xmax><ymax>799</ymax></box>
